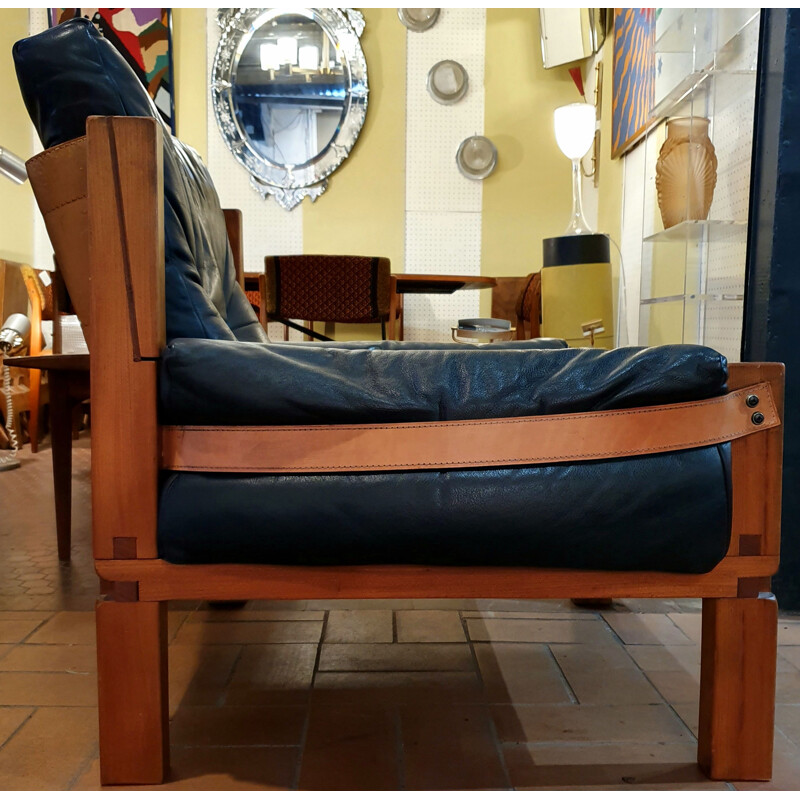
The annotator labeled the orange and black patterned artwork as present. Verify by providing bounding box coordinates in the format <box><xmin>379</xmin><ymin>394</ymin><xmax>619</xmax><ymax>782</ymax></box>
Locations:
<box><xmin>612</xmin><ymin>8</ymin><xmax>656</xmax><ymax>158</ymax></box>
<box><xmin>49</xmin><ymin>8</ymin><xmax>174</xmax><ymax>133</ymax></box>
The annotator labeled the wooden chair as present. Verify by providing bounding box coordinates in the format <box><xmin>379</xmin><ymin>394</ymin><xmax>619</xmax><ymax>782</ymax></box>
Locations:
<box><xmin>7</xmin><ymin>219</ymin><xmax>247</xmax><ymax>564</ymax></box>
<box><xmin>25</xmin><ymin>117</ymin><xmax>784</xmax><ymax>786</ymax></box>
<box><xmin>261</xmin><ymin>253</ymin><xmax>399</xmax><ymax>341</ymax></box>
<box><xmin>17</xmin><ymin>264</ymin><xmax>52</xmax><ymax>452</ymax></box>
<box><xmin>491</xmin><ymin>272</ymin><xmax>542</xmax><ymax>339</ymax></box>
<box><xmin>0</xmin><ymin>259</ymin><xmax>39</xmax><ymax>448</ymax></box>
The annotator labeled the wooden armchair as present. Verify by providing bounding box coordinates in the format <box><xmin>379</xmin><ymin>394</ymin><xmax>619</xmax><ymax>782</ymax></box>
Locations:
<box><xmin>0</xmin><ymin>259</ymin><xmax>37</xmax><ymax>448</ymax></box>
<box><xmin>22</xmin><ymin>114</ymin><xmax>784</xmax><ymax>786</ymax></box>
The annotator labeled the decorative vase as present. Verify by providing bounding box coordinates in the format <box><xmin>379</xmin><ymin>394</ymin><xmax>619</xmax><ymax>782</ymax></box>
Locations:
<box><xmin>655</xmin><ymin>117</ymin><xmax>717</xmax><ymax>229</ymax></box>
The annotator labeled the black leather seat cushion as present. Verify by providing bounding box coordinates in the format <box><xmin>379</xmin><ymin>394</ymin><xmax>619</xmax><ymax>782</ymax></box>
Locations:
<box><xmin>14</xmin><ymin>18</ymin><xmax>267</xmax><ymax>344</ymax></box>
<box><xmin>159</xmin><ymin>445</ymin><xmax>731</xmax><ymax>573</ymax></box>
<box><xmin>160</xmin><ymin>340</ymin><xmax>727</xmax><ymax>425</ymax></box>
<box><xmin>158</xmin><ymin>343</ymin><xmax>731</xmax><ymax>573</ymax></box>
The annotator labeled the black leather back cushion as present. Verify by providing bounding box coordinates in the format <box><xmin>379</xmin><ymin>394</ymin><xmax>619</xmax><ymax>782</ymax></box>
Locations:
<box><xmin>160</xmin><ymin>340</ymin><xmax>728</xmax><ymax>424</ymax></box>
<box><xmin>13</xmin><ymin>18</ymin><xmax>267</xmax><ymax>344</ymax></box>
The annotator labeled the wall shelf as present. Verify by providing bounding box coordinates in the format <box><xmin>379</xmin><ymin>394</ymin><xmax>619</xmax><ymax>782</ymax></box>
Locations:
<box><xmin>652</xmin><ymin>9</ymin><xmax>759</xmax><ymax>121</ymax></box>
<box><xmin>643</xmin><ymin>220</ymin><xmax>748</xmax><ymax>244</ymax></box>
<box><xmin>642</xmin><ymin>292</ymin><xmax>744</xmax><ymax>306</ymax></box>
<box><xmin>633</xmin><ymin>10</ymin><xmax>760</xmax><ymax>362</ymax></box>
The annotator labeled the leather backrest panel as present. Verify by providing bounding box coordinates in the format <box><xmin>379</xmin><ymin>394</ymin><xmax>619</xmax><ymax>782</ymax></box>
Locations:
<box><xmin>13</xmin><ymin>18</ymin><xmax>268</xmax><ymax>344</ymax></box>
<box><xmin>24</xmin><ymin>138</ymin><xmax>91</xmax><ymax>341</ymax></box>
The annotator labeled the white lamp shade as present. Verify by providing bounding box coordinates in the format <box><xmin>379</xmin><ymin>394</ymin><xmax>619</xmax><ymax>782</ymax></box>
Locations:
<box><xmin>277</xmin><ymin>36</ymin><xmax>298</xmax><ymax>66</ymax></box>
<box><xmin>553</xmin><ymin>103</ymin><xmax>596</xmax><ymax>160</ymax></box>
<box><xmin>260</xmin><ymin>42</ymin><xmax>280</xmax><ymax>71</ymax></box>
<box><xmin>298</xmin><ymin>45</ymin><xmax>319</xmax><ymax>71</ymax></box>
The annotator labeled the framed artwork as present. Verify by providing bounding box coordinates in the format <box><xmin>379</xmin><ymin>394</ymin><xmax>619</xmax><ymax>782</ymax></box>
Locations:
<box><xmin>48</xmin><ymin>8</ymin><xmax>175</xmax><ymax>133</ymax></box>
<box><xmin>611</xmin><ymin>8</ymin><xmax>656</xmax><ymax>158</ymax></box>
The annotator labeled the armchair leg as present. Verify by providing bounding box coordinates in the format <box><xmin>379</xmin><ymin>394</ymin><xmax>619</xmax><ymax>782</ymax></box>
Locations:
<box><xmin>698</xmin><ymin>595</ymin><xmax>777</xmax><ymax>781</ymax></box>
<box><xmin>49</xmin><ymin>372</ymin><xmax>73</xmax><ymax>561</ymax></box>
<box><xmin>96</xmin><ymin>598</ymin><xmax>169</xmax><ymax>785</ymax></box>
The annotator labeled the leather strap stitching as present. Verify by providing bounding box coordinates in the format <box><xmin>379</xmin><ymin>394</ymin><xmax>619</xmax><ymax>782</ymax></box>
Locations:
<box><xmin>164</xmin><ymin>385</ymin><xmax>772</xmax><ymax>434</ymax></box>
<box><xmin>161</xmin><ymin>383</ymin><xmax>778</xmax><ymax>473</ymax></box>
<box><xmin>36</xmin><ymin>194</ymin><xmax>87</xmax><ymax>215</ymax></box>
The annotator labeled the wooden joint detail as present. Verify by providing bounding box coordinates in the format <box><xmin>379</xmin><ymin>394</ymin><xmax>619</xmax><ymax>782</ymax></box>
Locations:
<box><xmin>737</xmin><ymin>577</ymin><xmax>771</xmax><ymax>597</ymax></box>
<box><xmin>100</xmin><ymin>580</ymin><xmax>140</xmax><ymax>602</ymax></box>
<box><xmin>113</xmin><ymin>537</ymin><xmax>138</xmax><ymax>559</ymax></box>
<box><xmin>738</xmin><ymin>534</ymin><xmax>762</xmax><ymax>556</ymax></box>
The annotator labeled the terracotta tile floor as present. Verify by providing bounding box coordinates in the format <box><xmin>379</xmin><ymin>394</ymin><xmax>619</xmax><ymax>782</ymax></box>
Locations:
<box><xmin>1</xmin><ymin>436</ymin><xmax>800</xmax><ymax>790</ymax></box>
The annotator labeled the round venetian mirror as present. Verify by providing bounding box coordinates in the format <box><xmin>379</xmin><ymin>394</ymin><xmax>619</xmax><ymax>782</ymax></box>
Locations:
<box><xmin>213</xmin><ymin>9</ymin><xmax>368</xmax><ymax>210</ymax></box>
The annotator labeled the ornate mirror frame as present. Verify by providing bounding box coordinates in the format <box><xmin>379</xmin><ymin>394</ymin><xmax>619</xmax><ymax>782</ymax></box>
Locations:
<box><xmin>212</xmin><ymin>8</ymin><xmax>368</xmax><ymax>210</ymax></box>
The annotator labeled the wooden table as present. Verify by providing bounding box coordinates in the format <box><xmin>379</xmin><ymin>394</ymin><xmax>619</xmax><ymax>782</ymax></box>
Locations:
<box><xmin>389</xmin><ymin>274</ymin><xmax>496</xmax><ymax>340</ymax></box>
<box><xmin>7</xmin><ymin>353</ymin><xmax>90</xmax><ymax>561</ymax></box>
<box><xmin>243</xmin><ymin>271</ymin><xmax>496</xmax><ymax>341</ymax></box>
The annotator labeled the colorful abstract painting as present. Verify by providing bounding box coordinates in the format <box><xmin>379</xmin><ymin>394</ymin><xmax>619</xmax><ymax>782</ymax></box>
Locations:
<box><xmin>611</xmin><ymin>8</ymin><xmax>656</xmax><ymax>158</ymax></box>
<box><xmin>49</xmin><ymin>8</ymin><xmax>174</xmax><ymax>132</ymax></box>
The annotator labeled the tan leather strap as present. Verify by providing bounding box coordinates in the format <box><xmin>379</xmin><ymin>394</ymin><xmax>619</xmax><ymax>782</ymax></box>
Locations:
<box><xmin>160</xmin><ymin>382</ymin><xmax>779</xmax><ymax>474</ymax></box>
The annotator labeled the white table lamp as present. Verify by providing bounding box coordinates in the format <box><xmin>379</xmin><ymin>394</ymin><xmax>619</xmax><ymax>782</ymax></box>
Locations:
<box><xmin>554</xmin><ymin>103</ymin><xmax>596</xmax><ymax>235</ymax></box>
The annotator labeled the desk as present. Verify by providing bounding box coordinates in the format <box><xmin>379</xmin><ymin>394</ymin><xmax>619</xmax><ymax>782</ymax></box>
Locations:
<box><xmin>8</xmin><ymin>353</ymin><xmax>90</xmax><ymax>561</ymax></box>
<box><xmin>243</xmin><ymin>272</ymin><xmax>496</xmax><ymax>340</ymax></box>
<box><xmin>389</xmin><ymin>274</ymin><xmax>496</xmax><ymax>340</ymax></box>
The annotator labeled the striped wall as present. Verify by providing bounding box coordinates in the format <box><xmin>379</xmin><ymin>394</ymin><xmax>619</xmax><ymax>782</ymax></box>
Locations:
<box><xmin>16</xmin><ymin>9</ymin><xmax>606</xmax><ymax>343</ymax></box>
<box><xmin>203</xmin><ymin>8</ymin><xmax>586</xmax><ymax>341</ymax></box>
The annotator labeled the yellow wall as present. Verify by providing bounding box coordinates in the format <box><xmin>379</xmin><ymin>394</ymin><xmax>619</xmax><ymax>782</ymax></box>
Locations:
<box><xmin>303</xmin><ymin>8</ymin><xmax>405</xmax><ymax>267</ymax></box>
<box><xmin>480</xmin><ymin>10</ymin><xmax>622</xmax><ymax>319</ymax></box>
<box><xmin>481</xmin><ymin>9</ymin><xmax>576</xmax><ymax>296</ymax></box>
<box><xmin>302</xmin><ymin>8</ymin><xmax>406</xmax><ymax>341</ymax></box>
<box><xmin>0</xmin><ymin>7</ymin><xmax>624</xmax><ymax>340</ymax></box>
<box><xmin>172</xmin><ymin>8</ymin><xmax>207</xmax><ymax>162</ymax></box>
<box><xmin>595</xmin><ymin>44</ymin><xmax>623</xmax><ymax>248</ymax></box>
<box><xmin>594</xmin><ymin>38</ymin><xmax>625</xmax><ymax>342</ymax></box>
<box><xmin>0</xmin><ymin>9</ymin><xmax>35</xmax><ymax>265</ymax></box>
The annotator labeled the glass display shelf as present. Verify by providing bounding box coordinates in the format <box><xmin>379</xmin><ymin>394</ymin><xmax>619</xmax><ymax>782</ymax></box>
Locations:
<box><xmin>654</xmin><ymin>8</ymin><xmax>758</xmax><ymax>56</ymax></box>
<box><xmin>641</xmin><ymin>292</ymin><xmax>744</xmax><ymax>306</ymax></box>
<box><xmin>651</xmin><ymin>68</ymin><xmax>755</xmax><ymax>121</ymax></box>
<box><xmin>651</xmin><ymin>10</ymin><xmax>759</xmax><ymax>121</ymax></box>
<box><xmin>640</xmin><ymin>294</ymin><xmax>687</xmax><ymax>306</ymax></box>
<box><xmin>635</xmin><ymin>9</ymin><xmax>757</xmax><ymax>356</ymax></box>
<box><xmin>643</xmin><ymin>220</ymin><xmax>747</xmax><ymax>244</ymax></box>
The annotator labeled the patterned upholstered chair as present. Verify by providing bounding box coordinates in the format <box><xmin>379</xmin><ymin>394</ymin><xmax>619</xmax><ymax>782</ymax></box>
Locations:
<box><xmin>14</xmin><ymin>18</ymin><xmax>785</xmax><ymax>787</ymax></box>
<box><xmin>261</xmin><ymin>254</ymin><xmax>397</xmax><ymax>341</ymax></box>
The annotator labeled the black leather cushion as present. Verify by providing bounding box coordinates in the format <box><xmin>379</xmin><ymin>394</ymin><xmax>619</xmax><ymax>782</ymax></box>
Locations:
<box><xmin>159</xmin><ymin>340</ymin><xmax>727</xmax><ymax>424</ymax></box>
<box><xmin>157</xmin><ymin>340</ymin><xmax>732</xmax><ymax>573</ymax></box>
<box><xmin>158</xmin><ymin>444</ymin><xmax>732</xmax><ymax>572</ymax></box>
<box><xmin>13</xmin><ymin>18</ymin><xmax>267</xmax><ymax>344</ymax></box>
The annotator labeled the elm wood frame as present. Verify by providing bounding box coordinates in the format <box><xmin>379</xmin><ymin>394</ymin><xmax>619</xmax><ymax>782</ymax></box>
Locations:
<box><xmin>44</xmin><ymin>116</ymin><xmax>782</xmax><ymax>785</ymax></box>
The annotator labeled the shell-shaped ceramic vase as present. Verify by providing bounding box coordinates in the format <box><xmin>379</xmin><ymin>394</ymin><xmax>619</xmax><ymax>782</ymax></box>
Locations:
<box><xmin>655</xmin><ymin>117</ymin><xmax>718</xmax><ymax>229</ymax></box>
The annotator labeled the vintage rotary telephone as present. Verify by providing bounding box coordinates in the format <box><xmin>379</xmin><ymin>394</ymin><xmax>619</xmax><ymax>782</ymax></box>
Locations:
<box><xmin>0</xmin><ymin>313</ymin><xmax>31</xmax><ymax>471</ymax></box>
